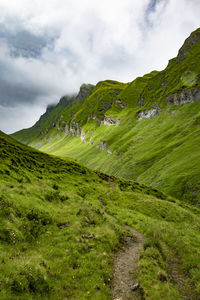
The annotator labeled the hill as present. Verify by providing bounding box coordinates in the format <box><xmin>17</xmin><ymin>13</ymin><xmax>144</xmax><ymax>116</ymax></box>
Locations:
<box><xmin>1</xmin><ymin>131</ymin><xmax>200</xmax><ymax>299</ymax></box>
<box><xmin>12</xmin><ymin>28</ymin><xmax>200</xmax><ymax>206</ymax></box>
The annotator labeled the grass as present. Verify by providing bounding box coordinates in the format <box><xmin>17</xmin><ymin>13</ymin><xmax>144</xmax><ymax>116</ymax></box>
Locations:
<box><xmin>32</xmin><ymin>102</ymin><xmax>200</xmax><ymax>206</ymax></box>
<box><xmin>11</xmin><ymin>28</ymin><xmax>200</xmax><ymax>205</ymax></box>
<box><xmin>1</xmin><ymin>131</ymin><xmax>200</xmax><ymax>299</ymax></box>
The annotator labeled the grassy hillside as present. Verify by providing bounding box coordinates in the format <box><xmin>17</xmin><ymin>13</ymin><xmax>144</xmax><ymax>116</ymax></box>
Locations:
<box><xmin>1</xmin><ymin>131</ymin><xmax>200</xmax><ymax>299</ymax></box>
<box><xmin>12</xmin><ymin>28</ymin><xmax>200</xmax><ymax>206</ymax></box>
<box><xmin>38</xmin><ymin>102</ymin><xmax>200</xmax><ymax>206</ymax></box>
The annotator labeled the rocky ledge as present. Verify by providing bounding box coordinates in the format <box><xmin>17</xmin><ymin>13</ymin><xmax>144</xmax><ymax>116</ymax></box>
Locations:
<box><xmin>166</xmin><ymin>88</ymin><xmax>200</xmax><ymax>106</ymax></box>
<box><xmin>138</xmin><ymin>108</ymin><xmax>160</xmax><ymax>121</ymax></box>
<box><xmin>103</xmin><ymin>115</ymin><xmax>120</xmax><ymax>126</ymax></box>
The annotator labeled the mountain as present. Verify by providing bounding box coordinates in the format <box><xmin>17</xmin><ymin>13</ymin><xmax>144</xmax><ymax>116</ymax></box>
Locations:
<box><xmin>12</xmin><ymin>28</ymin><xmax>200</xmax><ymax>206</ymax></box>
<box><xmin>1</xmin><ymin>130</ymin><xmax>200</xmax><ymax>299</ymax></box>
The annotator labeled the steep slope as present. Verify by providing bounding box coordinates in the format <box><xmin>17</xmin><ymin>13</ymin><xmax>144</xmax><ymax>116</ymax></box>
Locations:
<box><xmin>12</xmin><ymin>28</ymin><xmax>200</xmax><ymax>205</ymax></box>
<box><xmin>1</xmin><ymin>131</ymin><xmax>200</xmax><ymax>299</ymax></box>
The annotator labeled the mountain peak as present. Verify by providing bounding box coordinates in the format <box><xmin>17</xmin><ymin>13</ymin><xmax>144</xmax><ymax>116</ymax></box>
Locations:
<box><xmin>77</xmin><ymin>83</ymin><xmax>95</xmax><ymax>101</ymax></box>
<box><xmin>177</xmin><ymin>27</ymin><xmax>200</xmax><ymax>59</ymax></box>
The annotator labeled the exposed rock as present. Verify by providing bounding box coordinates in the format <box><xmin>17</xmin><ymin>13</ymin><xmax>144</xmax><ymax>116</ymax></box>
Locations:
<box><xmin>99</xmin><ymin>141</ymin><xmax>107</xmax><ymax>150</ymax></box>
<box><xmin>64</xmin><ymin>124</ymin><xmax>69</xmax><ymax>134</ymax></box>
<box><xmin>116</xmin><ymin>99</ymin><xmax>126</xmax><ymax>108</ymax></box>
<box><xmin>88</xmin><ymin>114</ymin><xmax>102</xmax><ymax>124</ymax></box>
<box><xmin>81</xmin><ymin>234</ymin><xmax>96</xmax><ymax>239</ymax></box>
<box><xmin>137</xmin><ymin>96</ymin><xmax>145</xmax><ymax>107</ymax></box>
<box><xmin>138</xmin><ymin>108</ymin><xmax>160</xmax><ymax>121</ymax></box>
<box><xmin>69</xmin><ymin>122</ymin><xmax>81</xmax><ymax>136</ymax></box>
<box><xmin>103</xmin><ymin>115</ymin><xmax>120</xmax><ymax>126</ymax></box>
<box><xmin>166</xmin><ymin>88</ymin><xmax>200</xmax><ymax>106</ymax></box>
<box><xmin>81</xmin><ymin>132</ymin><xmax>86</xmax><ymax>142</ymax></box>
<box><xmin>130</xmin><ymin>283</ymin><xmax>140</xmax><ymax>291</ymax></box>
<box><xmin>107</xmin><ymin>149</ymin><xmax>112</xmax><ymax>154</ymax></box>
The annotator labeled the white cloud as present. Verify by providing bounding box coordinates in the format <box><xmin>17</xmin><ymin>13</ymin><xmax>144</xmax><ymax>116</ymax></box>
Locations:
<box><xmin>0</xmin><ymin>0</ymin><xmax>199</xmax><ymax>133</ymax></box>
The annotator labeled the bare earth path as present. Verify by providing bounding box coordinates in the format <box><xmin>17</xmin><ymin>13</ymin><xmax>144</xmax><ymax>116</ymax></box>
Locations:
<box><xmin>98</xmin><ymin>193</ymin><xmax>145</xmax><ymax>300</ymax></box>
<box><xmin>98</xmin><ymin>180</ymin><xmax>199</xmax><ymax>300</ymax></box>
<box><xmin>111</xmin><ymin>225</ymin><xmax>145</xmax><ymax>300</ymax></box>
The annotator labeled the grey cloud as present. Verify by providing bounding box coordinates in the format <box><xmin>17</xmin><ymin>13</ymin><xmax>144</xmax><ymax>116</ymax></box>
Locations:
<box><xmin>144</xmin><ymin>0</ymin><xmax>169</xmax><ymax>27</ymax></box>
<box><xmin>0</xmin><ymin>79</ymin><xmax>44</xmax><ymax>107</ymax></box>
<box><xmin>0</xmin><ymin>26</ymin><xmax>50</xmax><ymax>58</ymax></box>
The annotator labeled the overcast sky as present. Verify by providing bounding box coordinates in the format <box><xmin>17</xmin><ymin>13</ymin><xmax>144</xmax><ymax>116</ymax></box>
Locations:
<box><xmin>0</xmin><ymin>0</ymin><xmax>199</xmax><ymax>133</ymax></box>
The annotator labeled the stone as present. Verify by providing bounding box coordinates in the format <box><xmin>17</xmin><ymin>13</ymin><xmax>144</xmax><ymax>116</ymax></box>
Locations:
<box><xmin>99</xmin><ymin>141</ymin><xmax>107</xmax><ymax>150</ymax></box>
<box><xmin>103</xmin><ymin>115</ymin><xmax>119</xmax><ymax>126</ymax></box>
<box><xmin>130</xmin><ymin>283</ymin><xmax>140</xmax><ymax>291</ymax></box>
<box><xmin>166</xmin><ymin>88</ymin><xmax>200</xmax><ymax>106</ymax></box>
<box><xmin>116</xmin><ymin>99</ymin><xmax>126</xmax><ymax>108</ymax></box>
<box><xmin>81</xmin><ymin>132</ymin><xmax>86</xmax><ymax>142</ymax></box>
<box><xmin>138</xmin><ymin>108</ymin><xmax>160</xmax><ymax>121</ymax></box>
<box><xmin>57</xmin><ymin>222</ymin><xmax>70</xmax><ymax>229</ymax></box>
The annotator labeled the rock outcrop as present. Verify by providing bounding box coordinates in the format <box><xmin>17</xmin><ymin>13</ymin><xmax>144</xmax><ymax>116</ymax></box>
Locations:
<box><xmin>87</xmin><ymin>114</ymin><xmax>102</xmax><ymax>124</ymax></box>
<box><xmin>138</xmin><ymin>108</ymin><xmax>160</xmax><ymax>121</ymax></box>
<box><xmin>166</xmin><ymin>88</ymin><xmax>200</xmax><ymax>106</ymax></box>
<box><xmin>81</xmin><ymin>132</ymin><xmax>86</xmax><ymax>142</ymax></box>
<box><xmin>103</xmin><ymin>115</ymin><xmax>119</xmax><ymax>126</ymax></box>
<box><xmin>99</xmin><ymin>141</ymin><xmax>107</xmax><ymax>150</ymax></box>
<box><xmin>69</xmin><ymin>122</ymin><xmax>81</xmax><ymax>136</ymax></box>
<box><xmin>116</xmin><ymin>99</ymin><xmax>126</xmax><ymax>108</ymax></box>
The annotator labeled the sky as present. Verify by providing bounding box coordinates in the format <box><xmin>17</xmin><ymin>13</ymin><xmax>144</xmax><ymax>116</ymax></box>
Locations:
<box><xmin>0</xmin><ymin>0</ymin><xmax>199</xmax><ymax>133</ymax></box>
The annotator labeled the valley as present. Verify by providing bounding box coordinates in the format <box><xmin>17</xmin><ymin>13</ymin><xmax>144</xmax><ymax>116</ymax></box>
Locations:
<box><xmin>1</xmin><ymin>27</ymin><xmax>200</xmax><ymax>299</ymax></box>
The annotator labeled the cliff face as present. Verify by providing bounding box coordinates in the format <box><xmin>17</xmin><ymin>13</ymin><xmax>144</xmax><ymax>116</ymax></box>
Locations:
<box><xmin>166</xmin><ymin>88</ymin><xmax>200</xmax><ymax>105</ymax></box>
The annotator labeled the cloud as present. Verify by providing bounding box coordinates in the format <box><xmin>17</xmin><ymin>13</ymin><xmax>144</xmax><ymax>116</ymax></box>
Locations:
<box><xmin>0</xmin><ymin>103</ymin><xmax>45</xmax><ymax>134</ymax></box>
<box><xmin>0</xmin><ymin>0</ymin><xmax>199</xmax><ymax>133</ymax></box>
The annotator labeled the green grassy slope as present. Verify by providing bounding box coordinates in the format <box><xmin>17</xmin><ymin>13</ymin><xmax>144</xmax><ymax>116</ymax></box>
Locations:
<box><xmin>38</xmin><ymin>102</ymin><xmax>200</xmax><ymax>206</ymax></box>
<box><xmin>1</xmin><ymin>131</ymin><xmax>200</xmax><ymax>299</ymax></box>
<box><xmin>12</xmin><ymin>28</ymin><xmax>200</xmax><ymax>205</ymax></box>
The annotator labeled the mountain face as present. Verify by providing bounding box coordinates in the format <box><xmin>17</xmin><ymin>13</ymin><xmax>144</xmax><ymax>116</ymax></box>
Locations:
<box><xmin>12</xmin><ymin>28</ymin><xmax>200</xmax><ymax>205</ymax></box>
<box><xmin>1</xmin><ymin>130</ymin><xmax>200</xmax><ymax>299</ymax></box>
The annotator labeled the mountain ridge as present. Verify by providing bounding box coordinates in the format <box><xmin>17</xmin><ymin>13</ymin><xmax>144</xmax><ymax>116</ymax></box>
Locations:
<box><xmin>12</xmin><ymin>28</ymin><xmax>200</xmax><ymax>205</ymax></box>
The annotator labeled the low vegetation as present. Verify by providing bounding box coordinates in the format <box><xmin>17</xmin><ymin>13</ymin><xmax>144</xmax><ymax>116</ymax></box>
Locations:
<box><xmin>0</xmin><ymin>131</ymin><xmax>200</xmax><ymax>299</ymax></box>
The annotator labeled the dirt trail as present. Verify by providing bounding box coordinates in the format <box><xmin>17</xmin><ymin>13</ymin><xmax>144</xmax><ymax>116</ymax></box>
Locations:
<box><xmin>99</xmin><ymin>180</ymin><xmax>198</xmax><ymax>300</ymax></box>
<box><xmin>111</xmin><ymin>225</ymin><xmax>145</xmax><ymax>300</ymax></box>
<box><xmin>98</xmin><ymin>189</ymin><xmax>145</xmax><ymax>300</ymax></box>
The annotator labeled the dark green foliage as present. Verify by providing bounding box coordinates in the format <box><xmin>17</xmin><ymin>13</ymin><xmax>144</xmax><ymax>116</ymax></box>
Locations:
<box><xmin>11</xmin><ymin>265</ymin><xmax>51</xmax><ymax>294</ymax></box>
